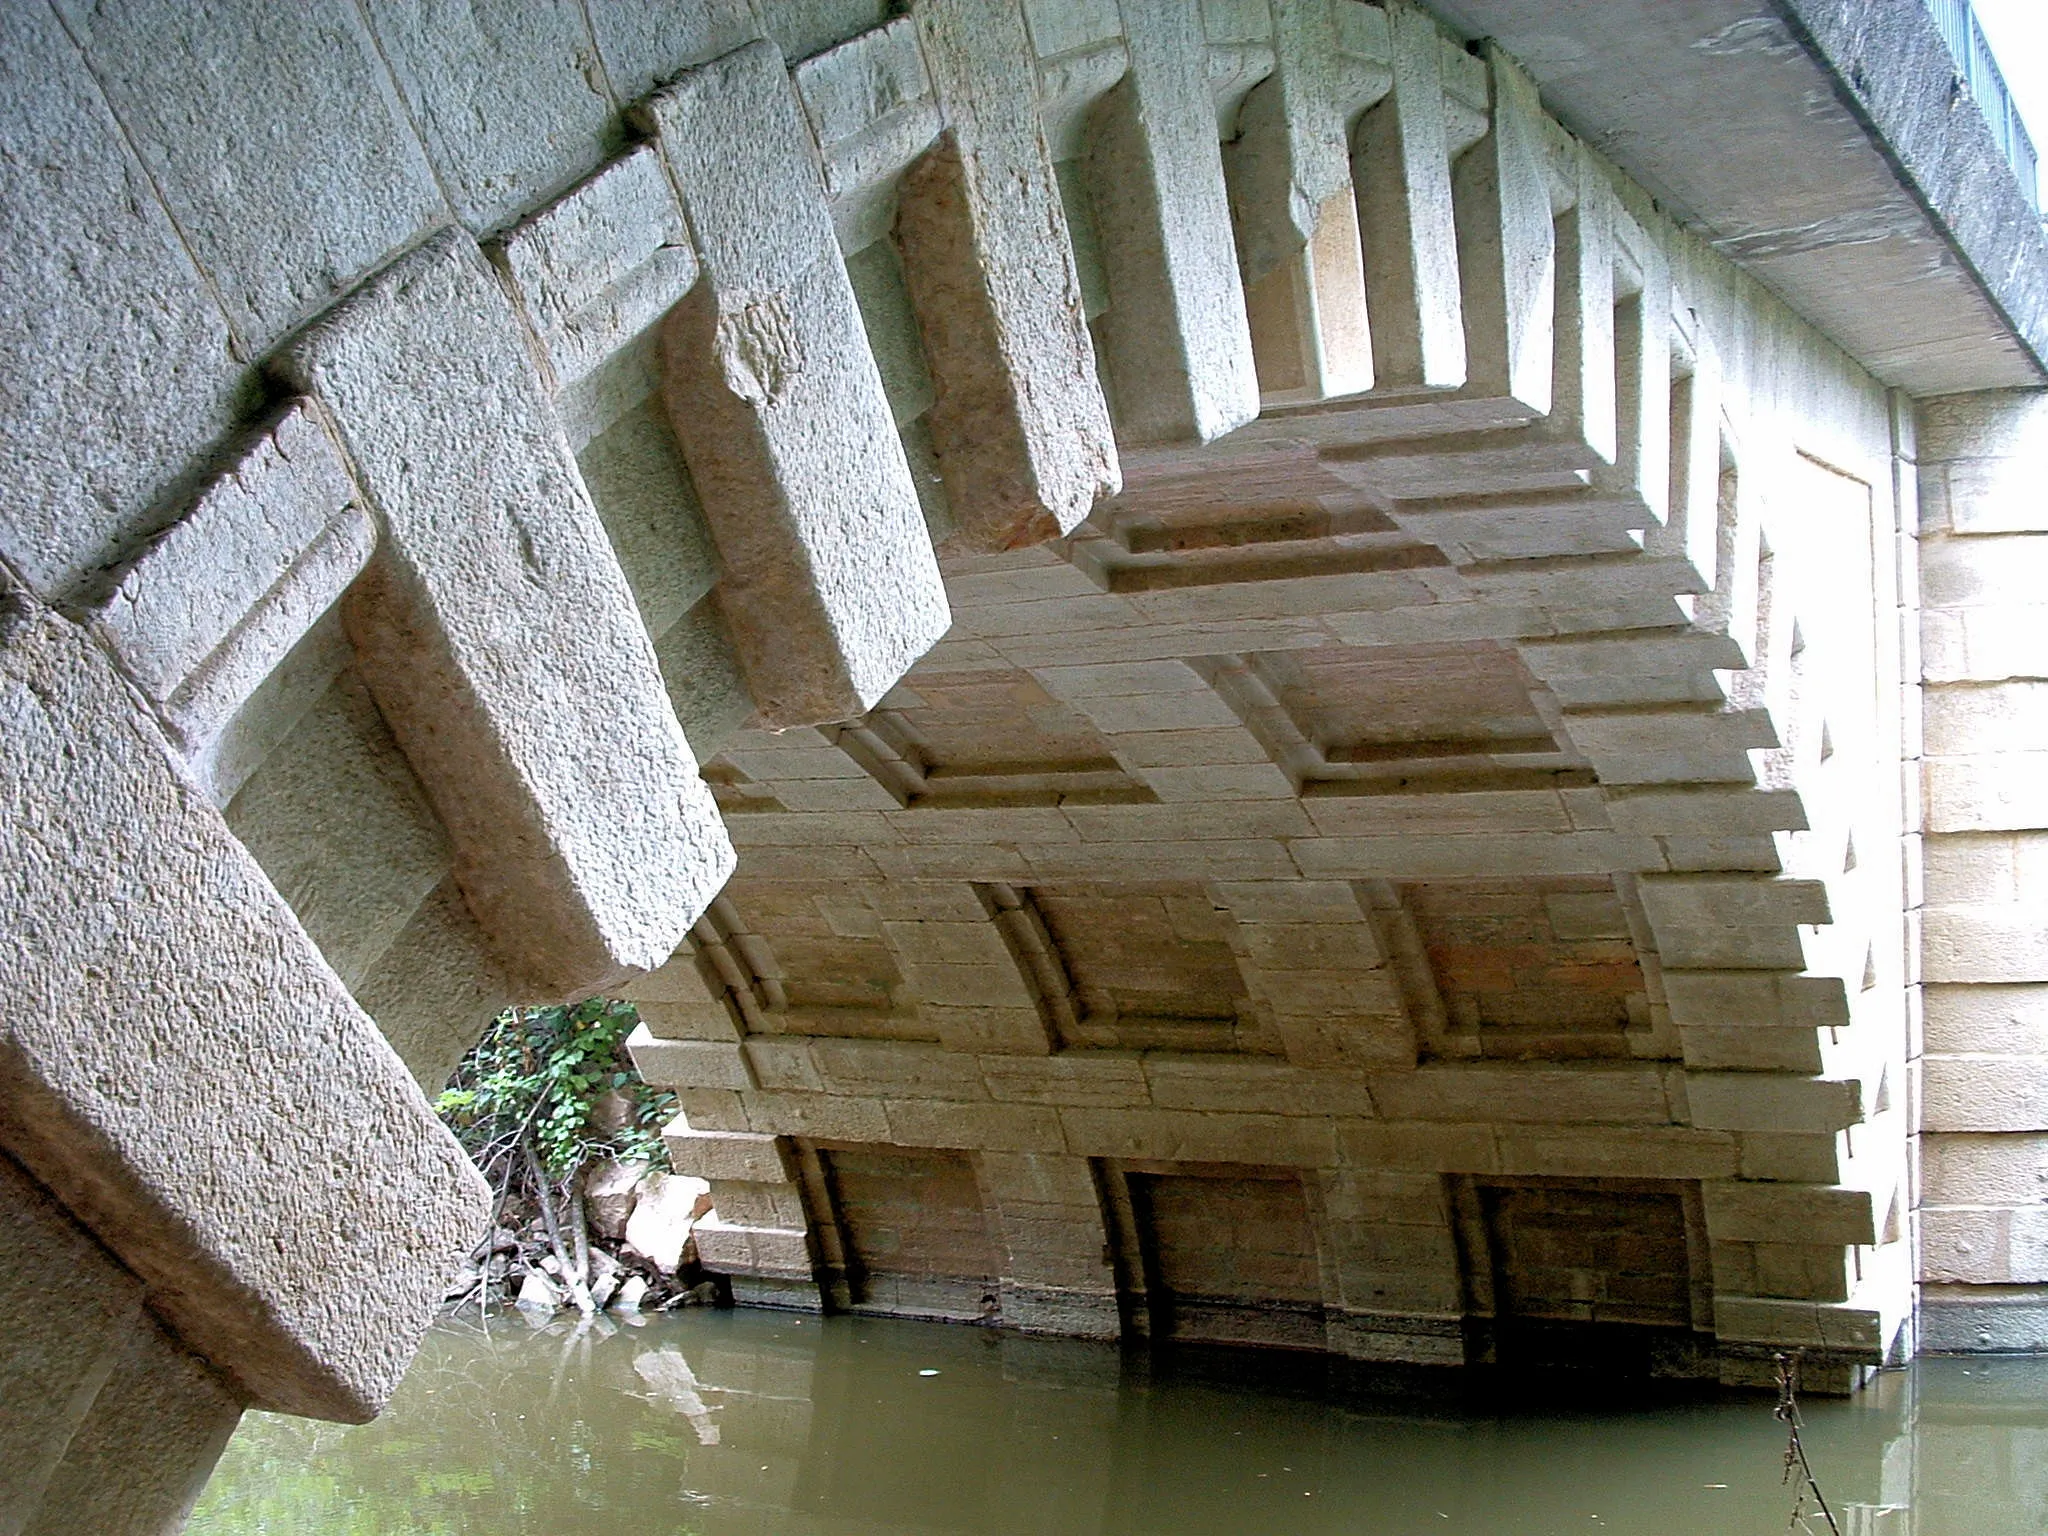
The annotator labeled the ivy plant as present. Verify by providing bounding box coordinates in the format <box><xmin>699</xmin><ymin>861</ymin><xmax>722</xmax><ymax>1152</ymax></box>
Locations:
<box><xmin>435</xmin><ymin>998</ymin><xmax>674</xmax><ymax>1178</ymax></box>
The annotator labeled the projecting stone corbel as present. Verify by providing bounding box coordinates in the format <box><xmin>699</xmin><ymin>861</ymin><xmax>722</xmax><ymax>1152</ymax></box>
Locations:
<box><xmin>640</xmin><ymin>40</ymin><xmax>951</xmax><ymax>728</ymax></box>
<box><xmin>275</xmin><ymin>229</ymin><xmax>734</xmax><ymax>998</ymax></box>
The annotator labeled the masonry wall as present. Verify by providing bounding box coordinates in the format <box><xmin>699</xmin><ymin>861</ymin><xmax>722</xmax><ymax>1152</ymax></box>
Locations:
<box><xmin>1916</xmin><ymin>390</ymin><xmax>2048</xmax><ymax>1351</ymax></box>
<box><xmin>0</xmin><ymin>0</ymin><xmax>2033</xmax><ymax>1524</ymax></box>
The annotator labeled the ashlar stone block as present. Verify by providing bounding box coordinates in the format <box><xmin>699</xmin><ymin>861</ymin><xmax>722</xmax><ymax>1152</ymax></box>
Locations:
<box><xmin>1550</xmin><ymin>153</ymin><xmax>1619</xmax><ymax>465</ymax></box>
<box><xmin>87</xmin><ymin>401</ymin><xmax>362</xmax><ymax>723</ymax></box>
<box><xmin>0</xmin><ymin>2</ymin><xmax>243</xmax><ymax>603</ymax></box>
<box><xmin>1083</xmin><ymin>0</ymin><xmax>1259</xmax><ymax>443</ymax></box>
<box><xmin>276</xmin><ymin>230</ymin><xmax>734</xmax><ymax>996</ymax></box>
<box><xmin>897</xmin><ymin>0</ymin><xmax>1120</xmax><ymax>550</ymax></box>
<box><xmin>0</xmin><ymin>1152</ymin><xmax>147</xmax><ymax>1535</ymax></box>
<box><xmin>56</xmin><ymin>0</ymin><xmax>448</xmax><ymax>349</ymax></box>
<box><xmin>0</xmin><ymin>598</ymin><xmax>487</xmax><ymax>1421</ymax></box>
<box><xmin>583</xmin><ymin>0</ymin><xmax>758</xmax><ymax>112</ymax></box>
<box><xmin>1450</xmin><ymin>46</ymin><xmax>1554</xmax><ymax>416</ymax></box>
<box><xmin>359</xmin><ymin>0</ymin><xmax>614</xmax><ymax>232</ymax></box>
<box><xmin>224</xmin><ymin>671</ymin><xmax>450</xmax><ymax>993</ymax></box>
<box><xmin>17</xmin><ymin>1313</ymin><xmax>244</xmax><ymax>1536</ymax></box>
<box><xmin>643</xmin><ymin>41</ymin><xmax>950</xmax><ymax>725</ymax></box>
<box><xmin>1226</xmin><ymin>0</ymin><xmax>1386</xmax><ymax>399</ymax></box>
<box><xmin>490</xmin><ymin>145</ymin><xmax>700</xmax><ymax>391</ymax></box>
<box><xmin>794</xmin><ymin>16</ymin><xmax>942</xmax><ymax>245</ymax></box>
<box><xmin>1350</xmin><ymin>0</ymin><xmax>1464</xmax><ymax>389</ymax></box>
<box><xmin>351</xmin><ymin>875</ymin><xmax>530</xmax><ymax>1093</ymax></box>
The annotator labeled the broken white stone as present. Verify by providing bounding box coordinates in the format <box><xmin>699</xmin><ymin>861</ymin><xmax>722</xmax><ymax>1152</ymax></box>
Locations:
<box><xmin>583</xmin><ymin>1157</ymin><xmax>646</xmax><ymax>1243</ymax></box>
<box><xmin>613</xmin><ymin>1275</ymin><xmax>650</xmax><ymax>1313</ymax></box>
<box><xmin>623</xmin><ymin>1171</ymin><xmax>712</xmax><ymax>1276</ymax></box>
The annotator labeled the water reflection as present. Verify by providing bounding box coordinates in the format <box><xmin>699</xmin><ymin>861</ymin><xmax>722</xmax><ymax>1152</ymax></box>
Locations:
<box><xmin>191</xmin><ymin>1310</ymin><xmax>2048</xmax><ymax>1535</ymax></box>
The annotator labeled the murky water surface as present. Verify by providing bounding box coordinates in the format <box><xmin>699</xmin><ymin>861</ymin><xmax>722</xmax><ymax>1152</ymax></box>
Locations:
<box><xmin>192</xmin><ymin>1310</ymin><xmax>2044</xmax><ymax>1534</ymax></box>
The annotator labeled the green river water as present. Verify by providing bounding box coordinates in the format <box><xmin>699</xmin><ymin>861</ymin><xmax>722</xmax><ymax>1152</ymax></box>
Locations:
<box><xmin>190</xmin><ymin>1309</ymin><xmax>2045</xmax><ymax>1534</ymax></box>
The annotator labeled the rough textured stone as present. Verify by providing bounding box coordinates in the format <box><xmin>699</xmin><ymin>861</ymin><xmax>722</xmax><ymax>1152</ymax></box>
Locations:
<box><xmin>53</xmin><ymin>0</ymin><xmax>447</xmax><ymax>348</ymax></box>
<box><xmin>644</xmin><ymin>41</ymin><xmax>949</xmax><ymax>725</ymax></box>
<box><xmin>276</xmin><ymin>230</ymin><xmax>734</xmax><ymax>994</ymax></box>
<box><xmin>1450</xmin><ymin>46</ymin><xmax>1554</xmax><ymax>414</ymax></box>
<box><xmin>654</xmin><ymin>596</ymin><xmax>760</xmax><ymax>761</ymax></box>
<box><xmin>225</xmin><ymin>670</ymin><xmax>450</xmax><ymax>992</ymax></box>
<box><xmin>583</xmin><ymin>0</ymin><xmax>758</xmax><ymax>107</ymax></box>
<box><xmin>0</xmin><ymin>598</ymin><xmax>487</xmax><ymax>1420</ymax></box>
<box><xmin>359</xmin><ymin>0</ymin><xmax>614</xmax><ymax>232</ymax></box>
<box><xmin>87</xmin><ymin>403</ymin><xmax>359</xmax><ymax>706</ymax></box>
<box><xmin>577</xmin><ymin>397</ymin><xmax>722</xmax><ymax>639</ymax></box>
<box><xmin>2</xmin><ymin>0</ymin><xmax>2038</xmax><ymax>1422</ymax></box>
<box><xmin>1084</xmin><ymin>0</ymin><xmax>1259</xmax><ymax>443</ymax></box>
<box><xmin>491</xmin><ymin>147</ymin><xmax>699</xmax><ymax>391</ymax></box>
<box><xmin>0</xmin><ymin>2</ymin><xmax>243</xmax><ymax>602</ymax></box>
<box><xmin>583</xmin><ymin>1158</ymin><xmax>647</xmax><ymax>1242</ymax></box>
<box><xmin>0</xmin><ymin>1152</ymin><xmax>145</xmax><ymax>1536</ymax></box>
<box><xmin>1350</xmin><ymin>0</ymin><xmax>1464</xmax><ymax>389</ymax></box>
<box><xmin>759</xmin><ymin>0</ymin><xmax>893</xmax><ymax>62</ymax></box>
<box><xmin>352</xmin><ymin>877</ymin><xmax>530</xmax><ymax>1093</ymax></box>
<box><xmin>17</xmin><ymin>1315</ymin><xmax>243</xmax><ymax>1536</ymax></box>
<box><xmin>623</xmin><ymin>1171</ymin><xmax>712</xmax><ymax>1274</ymax></box>
<box><xmin>1226</xmin><ymin>0</ymin><xmax>1386</xmax><ymax>400</ymax></box>
<box><xmin>896</xmin><ymin>0</ymin><xmax>1120</xmax><ymax>550</ymax></box>
<box><xmin>795</xmin><ymin>17</ymin><xmax>942</xmax><ymax>236</ymax></box>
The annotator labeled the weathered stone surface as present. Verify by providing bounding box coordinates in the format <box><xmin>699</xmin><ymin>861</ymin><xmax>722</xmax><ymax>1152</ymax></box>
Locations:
<box><xmin>276</xmin><ymin>230</ymin><xmax>734</xmax><ymax>994</ymax></box>
<box><xmin>1451</xmin><ymin>47</ymin><xmax>1554</xmax><ymax>414</ymax></box>
<box><xmin>1351</xmin><ymin>0</ymin><xmax>1464</xmax><ymax>389</ymax></box>
<box><xmin>0</xmin><ymin>2</ymin><xmax>243</xmax><ymax>602</ymax></box>
<box><xmin>87</xmin><ymin>403</ymin><xmax>359</xmax><ymax>705</ymax></box>
<box><xmin>1084</xmin><ymin>0</ymin><xmax>1259</xmax><ymax>443</ymax></box>
<box><xmin>1226</xmin><ymin>0</ymin><xmax>1385</xmax><ymax>400</ymax></box>
<box><xmin>795</xmin><ymin>17</ymin><xmax>942</xmax><ymax>236</ymax></box>
<box><xmin>896</xmin><ymin>0</ymin><xmax>1119</xmax><ymax>550</ymax></box>
<box><xmin>644</xmin><ymin>41</ymin><xmax>949</xmax><ymax>725</ymax></box>
<box><xmin>17</xmin><ymin>1314</ymin><xmax>243</xmax><ymax>1536</ymax></box>
<box><xmin>1922</xmin><ymin>1056</ymin><xmax>2048</xmax><ymax>1134</ymax></box>
<box><xmin>225</xmin><ymin>671</ymin><xmax>449</xmax><ymax>991</ymax></box>
<box><xmin>1924</xmin><ymin>906</ymin><xmax>2048</xmax><ymax>984</ymax></box>
<box><xmin>491</xmin><ymin>147</ymin><xmax>700</xmax><ymax>391</ymax></box>
<box><xmin>0</xmin><ymin>598</ymin><xmax>486</xmax><ymax>1420</ymax></box>
<box><xmin>186</xmin><ymin>608</ymin><xmax>354</xmax><ymax>809</ymax></box>
<box><xmin>0</xmin><ymin>0</ymin><xmax>2028</xmax><ymax>1408</ymax></box>
<box><xmin>583</xmin><ymin>1158</ymin><xmax>647</xmax><ymax>1242</ymax></box>
<box><xmin>53</xmin><ymin>0</ymin><xmax>447</xmax><ymax>348</ymax></box>
<box><xmin>655</xmin><ymin>595</ymin><xmax>759</xmax><ymax>761</ymax></box>
<box><xmin>577</xmin><ymin>398</ymin><xmax>721</xmax><ymax>639</ymax></box>
<box><xmin>583</xmin><ymin>0</ymin><xmax>757</xmax><ymax>108</ymax></box>
<box><xmin>631</xmin><ymin>1031</ymin><xmax>759</xmax><ymax>1092</ymax></box>
<box><xmin>164</xmin><ymin>507</ymin><xmax>379</xmax><ymax>762</ymax></box>
<box><xmin>351</xmin><ymin>877</ymin><xmax>530</xmax><ymax>1093</ymax></box>
<box><xmin>1921</xmin><ymin>1132</ymin><xmax>2048</xmax><ymax>1206</ymax></box>
<box><xmin>665</xmin><ymin>1124</ymin><xmax>795</xmax><ymax>1185</ymax></box>
<box><xmin>1920</xmin><ymin>1204</ymin><xmax>2048</xmax><ymax>1285</ymax></box>
<box><xmin>0</xmin><ymin>1152</ymin><xmax>145</xmax><ymax>1536</ymax></box>
<box><xmin>759</xmin><ymin>0</ymin><xmax>893</xmax><ymax>62</ymax></box>
<box><xmin>359</xmin><ymin>0</ymin><xmax>613</xmax><ymax>232</ymax></box>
